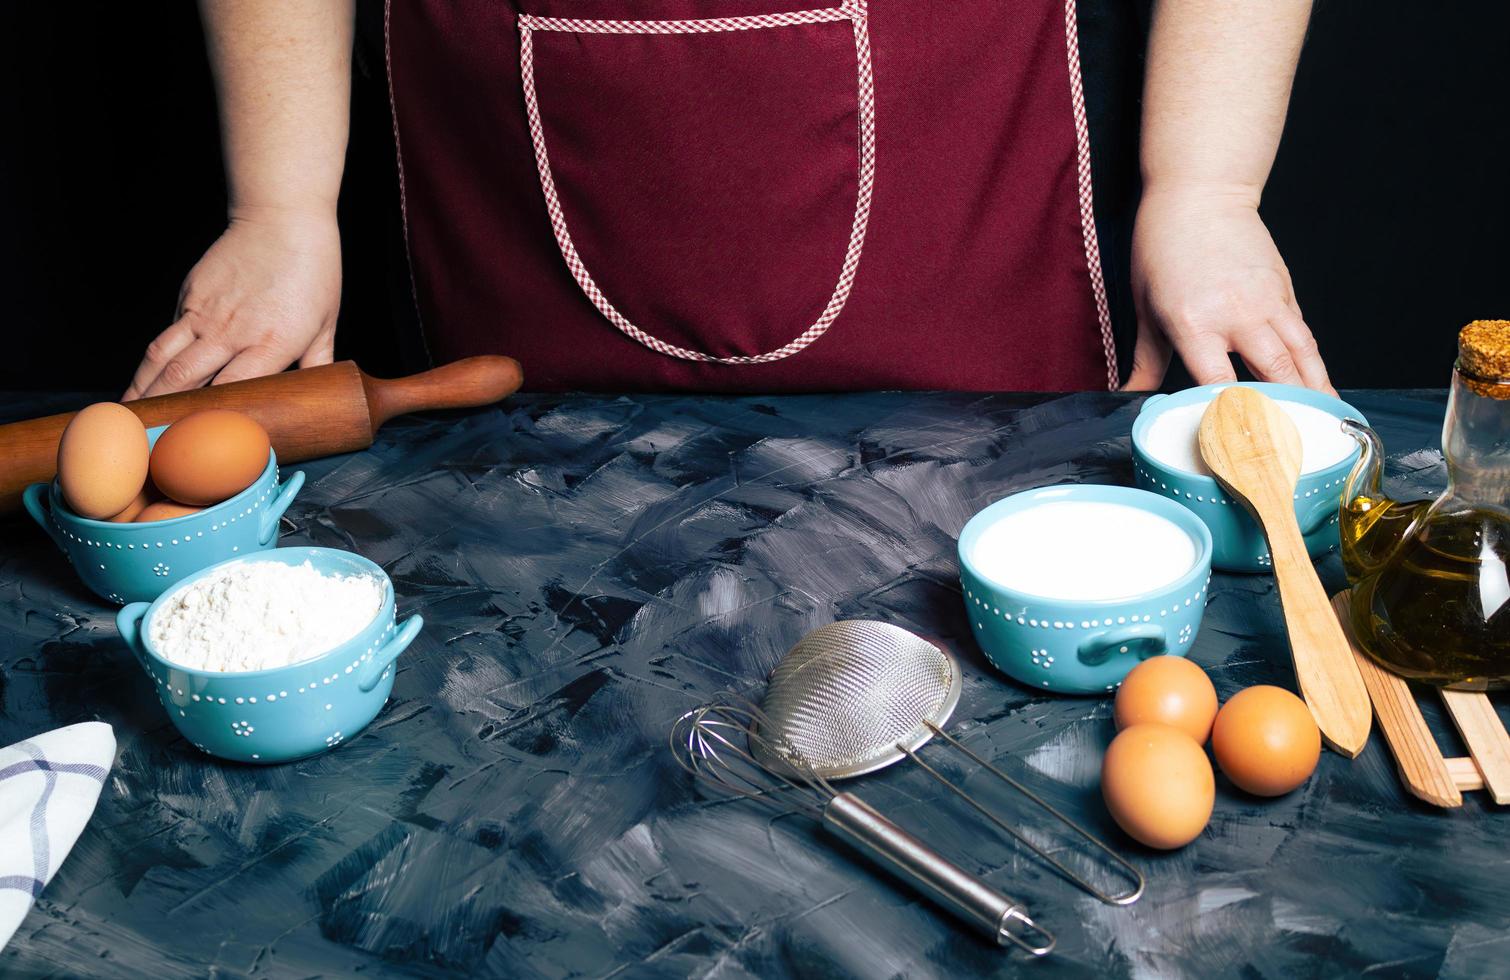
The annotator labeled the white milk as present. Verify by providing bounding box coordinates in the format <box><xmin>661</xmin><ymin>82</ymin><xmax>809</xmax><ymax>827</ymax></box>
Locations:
<box><xmin>1142</xmin><ymin>397</ymin><xmax>1354</xmax><ymax>477</ymax></box>
<box><xmin>971</xmin><ymin>501</ymin><xmax>1197</xmax><ymax>601</ymax></box>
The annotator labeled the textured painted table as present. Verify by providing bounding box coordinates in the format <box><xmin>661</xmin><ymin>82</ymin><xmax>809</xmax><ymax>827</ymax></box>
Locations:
<box><xmin>3</xmin><ymin>390</ymin><xmax>1506</xmax><ymax>979</ymax></box>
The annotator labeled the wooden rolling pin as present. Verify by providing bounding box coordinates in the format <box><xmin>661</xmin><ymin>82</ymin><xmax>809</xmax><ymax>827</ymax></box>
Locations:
<box><xmin>0</xmin><ymin>356</ymin><xmax>522</xmax><ymax>514</ymax></box>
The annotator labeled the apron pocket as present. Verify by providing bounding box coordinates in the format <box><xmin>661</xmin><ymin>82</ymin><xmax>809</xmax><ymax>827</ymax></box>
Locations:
<box><xmin>518</xmin><ymin>1</ymin><xmax>875</xmax><ymax>363</ymax></box>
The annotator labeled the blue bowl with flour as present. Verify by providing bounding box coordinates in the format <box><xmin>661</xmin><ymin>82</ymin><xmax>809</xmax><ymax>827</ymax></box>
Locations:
<box><xmin>958</xmin><ymin>485</ymin><xmax>1212</xmax><ymax>694</ymax></box>
<box><xmin>23</xmin><ymin>425</ymin><xmax>304</xmax><ymax>604</ymax></box>
<box><xmin>116</xmin><ymin>547</ymin><xmax>423</xmax><ymax>764</ymax></box>
<box><xmin>1131</xmin><ymin>382</ymin><xmax>1366</xmax><ymax>572</ymax></box>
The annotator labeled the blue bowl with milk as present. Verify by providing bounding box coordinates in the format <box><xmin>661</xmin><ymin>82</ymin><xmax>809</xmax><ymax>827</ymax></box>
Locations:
<box><xmin>1131</xmin><ymin>382</ymin><xmax>1366</xmax><ymax>572</ymax></box>
<box><xmin>958</xmin><ymin>485</ymin><xmax>1212</xmax><ymax>694</ymax></box>
<box><xmin>116</xmin><ymin>547</ymin><xmax>423</xmax><ymax>764</ymax></box>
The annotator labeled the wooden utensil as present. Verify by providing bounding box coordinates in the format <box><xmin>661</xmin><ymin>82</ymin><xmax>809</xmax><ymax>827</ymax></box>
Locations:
<box><xmin>0</xmin><ymin>356</ymin><xmax>522</xmax><ymax>514</ymax></box>
<box><xmin>1197</xmin><ymin>387</ymin><xmax>1371</xmax><ymax>757</ymax></box>
<box><xmin>1331</xmin><ymin>592</ymin><xmax>1509</xmax><ymax>806</ymax></box>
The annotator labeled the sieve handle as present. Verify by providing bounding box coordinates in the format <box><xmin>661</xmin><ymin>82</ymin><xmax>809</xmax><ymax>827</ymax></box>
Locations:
<box><xmin>821</xmin><ymin>792</ymin><xmax>1055</xmax><ymax>955</ymax></box>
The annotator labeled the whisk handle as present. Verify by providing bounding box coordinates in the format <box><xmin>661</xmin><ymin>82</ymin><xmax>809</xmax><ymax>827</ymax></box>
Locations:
<box><xmin>822</xmin><ymin>793</ymin><xmax>1055</xmax><ymax>955</ymax></box>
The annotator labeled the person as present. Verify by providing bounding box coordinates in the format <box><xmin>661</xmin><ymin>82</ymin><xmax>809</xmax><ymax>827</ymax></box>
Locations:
<box><xmin>124</xmin><ymin>0</ymin><xmax>1333</xmax><ymax>398</ymax></box>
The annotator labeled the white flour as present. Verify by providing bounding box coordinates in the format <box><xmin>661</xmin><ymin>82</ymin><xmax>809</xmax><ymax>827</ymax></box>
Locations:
<box><xmin>1142</xmin><ymin>397</ymin><xmax>1354</xmax><ymax>477</ymax></box>
<box><xmin>149</xmin><ymin>560</ymin><xmax>385</xmax><ymax>672</ymax></box>
<box><xmin>972</xmin><ymin>501</ymin><xmax>1197</xmax><ymax>601</ymax></box>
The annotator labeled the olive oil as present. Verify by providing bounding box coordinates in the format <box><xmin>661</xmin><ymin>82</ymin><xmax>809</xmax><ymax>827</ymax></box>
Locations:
<box><xmin>1348</xmin><ymin>508</ymin><xmax>1510</xmax><ymax>689</ymax></box>
<box><xmin>1339</xmin><ymin>320</ymin><xmax>1510</xmax><ymax>688</ymax></box>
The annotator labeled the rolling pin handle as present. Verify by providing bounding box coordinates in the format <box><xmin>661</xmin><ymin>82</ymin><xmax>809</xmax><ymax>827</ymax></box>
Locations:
<box><xmin>22</xmin><ymin>483</ymin><xmax>66</xmax><ymax>551</ymax></box>
<box><xmin>258</xmin><ymin>471</ymin><xmax>305</xmax><ymax>546</ymax></box>
<box><xmin>361</xmin><ymin>356</ymin><xmax>523</xmax><ymax>429</ymax></box>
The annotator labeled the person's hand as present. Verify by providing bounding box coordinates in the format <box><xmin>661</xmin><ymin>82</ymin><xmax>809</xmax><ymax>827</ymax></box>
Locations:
<box><xmin>1125</xmin><ymin>186</ymin><xmax>1333</xmax><ymax>394</ymax></box>
<box><xmin>125</xmin><ymin>209</ymin><xmax>341</xmax><ymax>399</ymax></box>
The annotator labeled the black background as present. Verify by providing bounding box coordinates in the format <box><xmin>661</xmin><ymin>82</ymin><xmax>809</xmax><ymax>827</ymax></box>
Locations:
<box><xmin>2</xmin><ymin>2</ymin><xmax>1507</xmax><ymax>393</ymax></box>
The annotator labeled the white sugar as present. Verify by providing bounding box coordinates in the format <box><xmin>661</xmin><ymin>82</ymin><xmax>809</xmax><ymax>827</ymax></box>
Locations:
<box><xmin>149</xmin><ymin>560</ymin><xmax>384</xmax><ymax>672</ymax></box>
<box><xmin>972</xmin><ymin>501</ymin><xmax>1197</xmax><ymax>601</ymax></box>
<box><xmin>1142</xmin><ymin>397</ymin><xmax>1354</xmax><ymax>477</ymax></box>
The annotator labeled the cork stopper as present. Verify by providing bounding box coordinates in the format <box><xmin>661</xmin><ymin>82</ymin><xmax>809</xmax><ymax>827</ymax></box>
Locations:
<box><xmin>1457</xmin><ymin>320</ymin><xmax>1510</xmax><ymax>398</ymax></box>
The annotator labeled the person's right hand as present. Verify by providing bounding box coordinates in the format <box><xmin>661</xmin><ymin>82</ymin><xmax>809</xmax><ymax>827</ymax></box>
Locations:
<box><xmin>124</xmin><ymin>209</ymin><xmax>342</xmax><ymax>400</ymax></box>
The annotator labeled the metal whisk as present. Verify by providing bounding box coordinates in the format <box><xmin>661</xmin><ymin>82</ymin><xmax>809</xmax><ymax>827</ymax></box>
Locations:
<box><xmin>757</xmin><ymin>621</ymin><xmax>1144</xmax><ymax>907</ymax></box>
<box><xmin>671</xmin><ymin>621</ymin><xmax>1145</xmax><ymax>952</ymax></box>
<box><xmin>671</xmin><ymin>698</ymin><xmax>1057</xmax><ymax>955</ymax></box>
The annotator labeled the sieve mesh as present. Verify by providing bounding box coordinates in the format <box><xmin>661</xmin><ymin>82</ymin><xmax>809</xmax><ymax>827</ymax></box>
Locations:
<box><xmin>753</xmin><ymin>620</ymin><xmax>961</xmax><ymax>779</ymax></box>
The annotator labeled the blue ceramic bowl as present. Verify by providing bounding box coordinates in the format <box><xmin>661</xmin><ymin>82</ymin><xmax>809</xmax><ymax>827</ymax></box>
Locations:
<box><xmin>1131</xmin><ymin>382</ymin><xmax>1368</xmax><ymax>573</ymax></box>
<box><xmin>116</xmin><ymin>547</ymin><xmax>423</xmax><ymax>764</ymax></box>
<box><xmin>958</xmin><ymin>485</ymin><xmax>1213</xmax><ymax>694</ymax></box>
<box><xmin>23</xmin><ymin>425</ymin><xmax>304</xmax><ymax>604</ymax></box>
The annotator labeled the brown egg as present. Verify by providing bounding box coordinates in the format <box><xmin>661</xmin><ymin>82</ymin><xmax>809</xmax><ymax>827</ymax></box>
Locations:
<box><xmin>106</xmin><ymin>482</ymin><xmax>161</xmax><ymax>523</ymax></box>
<box><xmin>135</xmin><ymin>500</ymin><xmax>205</xmax><ymax>523</ymax></box>
<box><xmin>1114</xmin><ymin>656</ymin><xmax>1219</xmax><ymax>744</ymax></box>
<box><xmin>149</xmin><ymin>410</ymin><xmax>271</xmax><ymax>506</ymax></box>
<box><xmin>57</xmin><ymin>403</ymin><xmax>150</xmax><ymax>519</ymax></box>
<box><xmin>1102</xmin><ymin>723</ymin><xmax>1214</xmax><ymax>850</ymax></box>
<box><xmin>1211</xmin><ymin>685</ymin><xmax>1320</xmax><ymax>797</ymax></box>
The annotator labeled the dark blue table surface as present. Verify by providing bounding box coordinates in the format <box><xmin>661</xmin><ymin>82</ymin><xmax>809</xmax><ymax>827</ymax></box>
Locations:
<box><xmin>3</xmin><ymin>389</ymin><xmax>1506</xmax><ymax>979</ymax></box>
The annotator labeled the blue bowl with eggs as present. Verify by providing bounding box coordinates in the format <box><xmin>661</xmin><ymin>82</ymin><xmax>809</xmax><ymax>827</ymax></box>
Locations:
<box><xmin>958</xmin><ymin>485</ymin><xmax>1212</xmax><ymax>694</ymax></box>
<box><xmin>23</xmin><ymin>425</ymin><xmax>304</xmax><ymax>604</ymax></box>
<box><xmin>116</xmin><ymin>547</ymin><xmax>423</xmax><ymax>764</ymax></box>
<box><xmin>1130</xmin><ymin>382</ymin><xmax>1367</xmax><ymax>572</ymax></box>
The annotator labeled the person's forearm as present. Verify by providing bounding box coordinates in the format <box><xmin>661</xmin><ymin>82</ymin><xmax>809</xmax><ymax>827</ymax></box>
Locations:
<box><xmin>1141</xmin><ymin>0</ymin><xmax>1312</xmax><ymax>205</ymax></box>
<box><xmin>199</xmin><ymin>0</ymin><xmax>355</xmax><ymax>223</ymax></box>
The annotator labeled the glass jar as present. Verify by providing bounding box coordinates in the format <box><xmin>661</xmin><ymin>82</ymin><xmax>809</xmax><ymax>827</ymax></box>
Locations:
<box><xmin>1341</xmin><ymin>320</ymin><xmax>1510</xmax><ymax>689</ymax></box>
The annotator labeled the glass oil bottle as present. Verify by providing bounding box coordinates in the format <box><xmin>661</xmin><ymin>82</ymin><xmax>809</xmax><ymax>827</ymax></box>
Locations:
<box><xmin>1340</xmin><ymin>320</ymin><xmax>1510</xmax><ymax>689</ymax></box>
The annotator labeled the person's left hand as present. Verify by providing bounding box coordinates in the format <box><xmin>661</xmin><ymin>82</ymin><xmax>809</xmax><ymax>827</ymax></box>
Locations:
<box><xmin>1125</xmin><ymin>186</ymin><xmax>1334</xmax><ymax>394</ymax></box>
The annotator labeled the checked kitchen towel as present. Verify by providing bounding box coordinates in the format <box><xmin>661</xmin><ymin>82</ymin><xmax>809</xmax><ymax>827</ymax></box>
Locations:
<box><xmin>0</xmin><ymin>722</ymin><xmax>115</xmax><ymax>950</ymax></box>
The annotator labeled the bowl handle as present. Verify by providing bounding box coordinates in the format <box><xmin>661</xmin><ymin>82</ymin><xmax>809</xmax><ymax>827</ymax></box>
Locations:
<box><xmin>22</xmin><ymin>483</ymin><xmax>66</xmax><ymax>550</ymax></box>
<box><xmin>116</xmin><ymin>602</ymin><xmax>152</xmax><ymax>668</ymax></box>
<box><xmin>1076</xmin><ymin>624</ymin><xmax>1166</xmax><ymax>666</ymax></box>
<box><xmin>1298</xmin><ymin>494</ymin><xmax>1341</xmax><ymax>535</ymax></box>
<box><xmin>357</xmin><ymin>614</ymin><xmax>424</xmax><ymax>693</ymax></box>
<box><xmin>259</xmin><ymin>471</ymin><xmax>306</xmax><ymax>546</ymax></box>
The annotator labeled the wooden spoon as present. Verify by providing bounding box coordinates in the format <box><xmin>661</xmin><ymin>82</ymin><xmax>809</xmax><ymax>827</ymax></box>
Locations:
<box><xmin>1198</xmin><ymin>387</ymin><xmax>1372</xmax><ymax>757</ymax></box>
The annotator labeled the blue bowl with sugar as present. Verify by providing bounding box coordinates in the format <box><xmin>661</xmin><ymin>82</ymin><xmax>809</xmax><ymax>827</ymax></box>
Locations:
<box><xmin>1131</xmin><ymin>382</ymin><xmax>1367</xmax><ymax>572</ymax></box>
<box><xmin>116</xmin><ymin>547</ymin><xmax>423</xmax><ymax>764</ymax></box>
<box><xmin>958</xmin><ymin>485</ymin><xmax>1212</xmax><ymax>694</ymax></box>
<box><xmin>23</xmin><ymin>425</ymin><xmax>304</xmax><ymax>604</ymax></box>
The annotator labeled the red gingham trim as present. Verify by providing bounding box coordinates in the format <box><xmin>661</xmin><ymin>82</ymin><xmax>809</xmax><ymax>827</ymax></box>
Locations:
<box><xmin>1063</xmin><ymin>0</ymin><xmax>1119</xmax><ymax>391</ymax></box>
<box><xmin>384</xmin><ymin>0</ymin><xmax>435</xmax><ymax>366</ymax></box>
<box><xmin>519</xmin><ymin>1</ymin><xmax>876</xmax><ymax>364</ymax></box>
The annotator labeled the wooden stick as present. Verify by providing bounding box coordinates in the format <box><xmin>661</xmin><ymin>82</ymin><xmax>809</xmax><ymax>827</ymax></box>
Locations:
<box><xmin>1440</xmin><ymin>689</ymin><xmax>1510</xmax><ymax>804</ymax></box>
<box><xmin>1331</xmin><ymin>593</ymin><xmax>1462</xmax><ymax>807</ymax></box>
<box><xmin>1445</xmin><ymin>756</ymin><xmax>1487</xmax><ymax>792</ymax></box>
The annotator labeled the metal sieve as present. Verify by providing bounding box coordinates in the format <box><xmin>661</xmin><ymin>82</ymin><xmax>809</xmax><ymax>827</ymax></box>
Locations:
<box><xmin>753</xmin><ymin>620</ymin><xmax>1143</xmax><ymax>907</ymax></box>
<box><xmin>753</xmin><ymin>620</ymin><xmax>960</xmax><ymax>779</ymax></box>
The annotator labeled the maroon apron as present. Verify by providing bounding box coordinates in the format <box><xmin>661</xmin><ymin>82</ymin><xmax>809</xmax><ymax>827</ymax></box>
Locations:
<box><xmin>386</xmin><ymin>0</ymin><xmax>1118</xmax><ymax>392</ymax></box>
